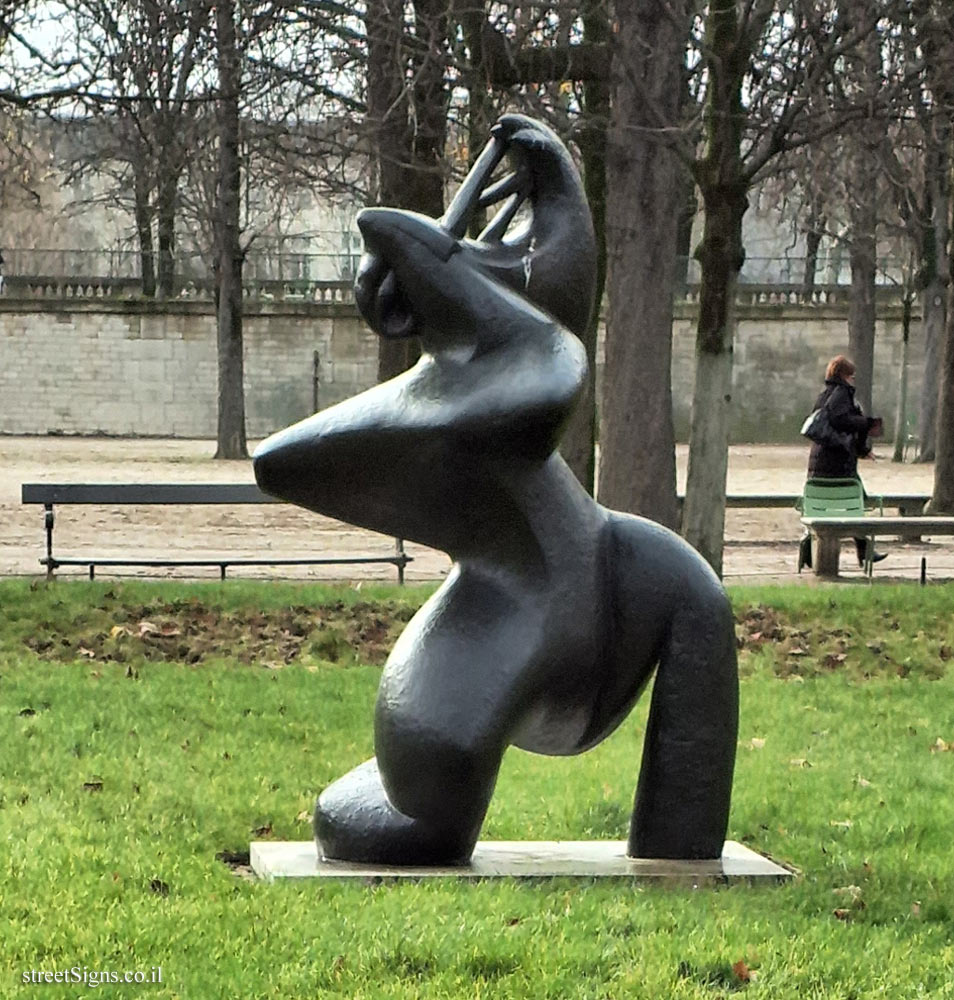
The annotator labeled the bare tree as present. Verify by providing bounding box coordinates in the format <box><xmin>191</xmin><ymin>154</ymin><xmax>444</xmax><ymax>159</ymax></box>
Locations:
<box><xmin>913</xmin><ymin>0</ymin><xmax>954</xmax><ymax>462</ymax></box>
<box><xmin>923</xmin><ymin>5</ymin><xmax>954</xmax><ymax>511</ymax></box>
<box><xmin>597</xmin><ymin>0</ymin><xmax>691</xmax><ymax>528</ymax></box>
<box><xmin>681</xmin><ymin>1</ymin><xmax>912</xmax><ymax>574</ymax></box>
<box><xmin>51</xmin><ymin>0</ymin><xmax>213</xmax><ymax>296</ymax></box>
<box><xmin>213</xmin><ymin>0</ymin><xmax>245</xmax><ymax>459</ymax></box>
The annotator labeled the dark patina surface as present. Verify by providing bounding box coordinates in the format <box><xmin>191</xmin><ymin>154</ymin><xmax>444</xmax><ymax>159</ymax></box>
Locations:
<box><xmin>254</xmin><ymin>115</ymin><xmax>739</xmax><ymax>865</ymax></box>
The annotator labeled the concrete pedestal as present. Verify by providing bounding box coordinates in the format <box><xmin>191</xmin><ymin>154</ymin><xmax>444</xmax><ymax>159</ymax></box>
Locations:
<box><xmin>249</xmin><ymin>840</ymin><xmax>793</xmax><ymax>884</ymax></box>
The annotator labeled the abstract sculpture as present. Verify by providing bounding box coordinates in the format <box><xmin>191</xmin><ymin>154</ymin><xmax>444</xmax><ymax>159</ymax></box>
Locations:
<box><xmin>253</xmin><ymin>114</ymin><xmax>739</xmax><ymax>865</ymax></box>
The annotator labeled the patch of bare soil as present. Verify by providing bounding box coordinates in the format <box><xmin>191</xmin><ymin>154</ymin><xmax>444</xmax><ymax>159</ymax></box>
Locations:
<box><xmin>734</xmin><ymin>604</ymin><xmax>951</xmax><ymax>680</ymax></box>
<box><xmin>25</xmin><ymin>596</ymin><xmax>416</xmax><ymax>668</ymax></box>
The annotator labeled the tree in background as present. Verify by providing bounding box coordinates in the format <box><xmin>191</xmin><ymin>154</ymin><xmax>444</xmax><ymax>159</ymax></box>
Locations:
<box><xmin>922</xmin><ymin>4</ymin><xmax>954</xmax><ymax>510</ymax></box>
<box><xmin>363</xmin><ymin>0</ymin><xmax>449</xmax><ymax>383</ymax></box>
<box><xmin>597</xmin><ymin>0</ymin><xmax>691</xmax><ymax>529</ymax></box>
<box><xmin>912</xmin><ymin>0</ymin><xmax>954</xmax><ymax>463</ymax></box>
<box><xmin>55</xmin><ymin>0</ymin><xmax>212</xmax><ymax>297</ymax></box>
<box><xmin>681</xmin><ymin>0</ymin><xmax>913</xmax><ymax>574</ymax></box>
<box><xmin>213</xmin><ymin>0</ymin><xmax>245</xmax><ymax>459</ymax></box>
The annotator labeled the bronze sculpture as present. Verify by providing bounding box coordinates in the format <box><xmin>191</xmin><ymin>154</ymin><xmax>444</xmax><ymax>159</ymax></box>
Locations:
<box><xmin>253</xmin><ymin>115</ymin><xmax>738</xmax><ymax>865</ymax></box>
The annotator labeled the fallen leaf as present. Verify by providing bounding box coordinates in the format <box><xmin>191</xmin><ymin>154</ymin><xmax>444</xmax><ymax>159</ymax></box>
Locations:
<box><xmin>296</xmin><ymin>810</ymin><xmax>310</xmax><ymax>823</ymax></box>
<box><xmin>78</xmin><ymin>647</ymin><xmax>96</xmax><ymax>659</ymax></box>
<box><xmin>931</xmin><ymin>737</ymin><xmax>951</xmax><ymax>753</ymax></box>
<box><xmin>855</xmin><ymin>775</ymin><xmax>872</xmax><ymax>788</ymax></box>
<box><xmin>833</xmin><ymin>908</ymin><xmax>852</xmax><ymax>920</ymax></box>
<box><xmin>829</xmin><ymin>819</ymin><xmax>853</xmax><ymax>829</ymax></box>
<box><xmin>789</xmin><ymin>758</ymin><xmax>811</xmax><ymax>768</ymax></box>
<box><xmin>252</xmin><ymin>823</ymin><xmax>273</xmax><ymax>837</ymax></box>
<box><xmin>148</xmin><ymin>878</ymin><xmax>170</xmax><ymax>896</ymax></box>
<box><xmin>749</xmin><ymin>737</ymin><xmax>766</xmax><ymax>750</ymax></box>
<box><xmin>83</xmin><ymin>780</ymin><xmax>104</xmax><ymax>792</ymax></box>
<box><xmin>18</xmin><ymin>707</ymin><xmax>36</xmax><ymax>717</ymax></box>
<box><xmin>732</xmin><ymin>960</ymin><xmax>752</xmax><ymax>983</ymax></box>
<box><xmin>109</xmin><ymin>625</ymin><xmax>128</xmax><ymax>638</ymax></box>
<box><xmin>137</xmin><ymin>621</ymin><xmax>159</xmax><ymax>637</ymax></box>
<box><xmin>911</xmin><ymin>901</ymin><xmax>921</xmax><ymax>917</ymax></box>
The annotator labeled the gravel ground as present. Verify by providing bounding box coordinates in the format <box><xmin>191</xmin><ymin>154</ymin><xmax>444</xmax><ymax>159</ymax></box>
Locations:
<box><xmin>2</xmin><ymin>436</ymin><xmax>948</xmax><ymax>584</ymax></box>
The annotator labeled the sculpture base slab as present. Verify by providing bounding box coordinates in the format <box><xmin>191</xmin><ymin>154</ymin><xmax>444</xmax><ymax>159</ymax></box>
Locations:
<box><xmin>249</xmin><ymin>840</ymin><xmax>793</xmax><ymax>884</ymax></box>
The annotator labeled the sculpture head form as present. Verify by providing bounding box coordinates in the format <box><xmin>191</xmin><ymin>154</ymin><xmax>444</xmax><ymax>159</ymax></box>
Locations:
<box><xmin>354</xmin><ymin>114</ymin><xmax>597</xmax><ymax>345</ymax></box>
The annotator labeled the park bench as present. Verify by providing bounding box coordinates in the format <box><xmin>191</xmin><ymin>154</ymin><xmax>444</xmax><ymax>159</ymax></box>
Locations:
<box><xmin>794</xmin><ymin>477</ymin><xmax>953</xmax><ymax>577</ymax></box>
<box><xmin>20</xmin><ymin>483</ymin><xmax>412</xmax><ymax>583</ymax></box>
<box><xmin>800</xmin><ymin>514</ymin><xmax>954</xmax><ymax>578</ymax></box>
<box><xmin>676</xmin><ymin>492</ymin><xmax>930</xmax><ymax>516</ymax></box>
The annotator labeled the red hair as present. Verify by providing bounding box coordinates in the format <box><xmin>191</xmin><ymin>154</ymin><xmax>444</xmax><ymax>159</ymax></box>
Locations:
<box><xmin>825</xmin><ymin>355</ymin><xmax>855</xmax><ymax>381</ymax></box>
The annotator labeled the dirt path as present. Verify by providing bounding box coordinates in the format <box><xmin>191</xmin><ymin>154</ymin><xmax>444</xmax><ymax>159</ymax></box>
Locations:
<box><xmin>2</xmin><ymin>437</ymin><xmax>948</xmax><ymax>584</ymax></box>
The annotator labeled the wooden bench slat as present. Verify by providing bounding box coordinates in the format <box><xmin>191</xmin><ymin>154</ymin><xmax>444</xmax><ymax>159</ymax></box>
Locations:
<box><xmin>22</xmin><ymin>483</ymin><xmax>277</xmax><ymax>504</ymax></box>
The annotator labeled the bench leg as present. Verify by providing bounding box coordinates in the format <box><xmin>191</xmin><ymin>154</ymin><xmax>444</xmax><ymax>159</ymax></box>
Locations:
<box><xmin>44</xmin><ymin>504</ymin><xmax>56</xmax><ymax>581</ymax></box>
<box><xmin>396</xmin><ymin>538</ymin><xmax>406</xmax><ymax>585</ymax></box>
<box><xmin>812</xmin><ymin>533</ymin><xmax>840</xmax><ymax>577</ymax></box>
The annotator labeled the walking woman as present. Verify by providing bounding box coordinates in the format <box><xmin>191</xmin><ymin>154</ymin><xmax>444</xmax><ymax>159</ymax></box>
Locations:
<box><xmin>803</xmin><ymin>354</ymin><xmax>886</xmax><ymax>568</ymax></box>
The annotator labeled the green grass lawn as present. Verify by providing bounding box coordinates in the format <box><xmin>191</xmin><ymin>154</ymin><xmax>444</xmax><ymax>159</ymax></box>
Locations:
<box><xmin>1</xmin><ymin>578</ymin><xmax>953</xmax><ymax>999</ymax></box>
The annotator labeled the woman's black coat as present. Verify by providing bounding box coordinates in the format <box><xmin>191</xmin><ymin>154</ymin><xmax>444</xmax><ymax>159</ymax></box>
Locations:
<box><xmin>807</xmin><ymin>377</ymin><xmax>871</xmax><ymax>479</ymax></box>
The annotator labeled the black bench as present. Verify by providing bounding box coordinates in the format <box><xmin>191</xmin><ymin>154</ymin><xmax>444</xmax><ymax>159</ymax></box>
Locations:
<box><xmin>21</xmin><ymin>483</ymin><xmax>411</xmax><ymax>583</ymax></box>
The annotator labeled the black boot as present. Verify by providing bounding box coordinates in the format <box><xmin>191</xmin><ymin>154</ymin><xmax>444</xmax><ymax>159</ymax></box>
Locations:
<box><xmin>798</xmin><ymin>533</ymin><xmax>812</xmax><ymax>572</ymax></box>
<box><xmin>855</xmin><ymin>538</ymin><xmax>888</xmax><ymax>567</ymax></box>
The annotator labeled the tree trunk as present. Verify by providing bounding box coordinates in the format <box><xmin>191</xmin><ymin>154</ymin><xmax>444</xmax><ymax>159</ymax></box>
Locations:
<box><xmin>213</xmin><ymin>0</ymin><xmax>247</xmax><ymax>460</ymax></box>
<box><xmin>682</xmin><ymin>187</ymin><xmax>745</xmax><ymax>575</ymax></box>
<box><xmin>917</xmin><ymin>125</ymin><xmax>950</xmax><ymax>461</ymax></box>
<box><xmin>156</xmin><ymin>171</ymin><xmax>178</xmax><ymax>298</ymax></box>
<box><xmin>802</xmin><ymin>204</ymin><xmax>826</xmax><ymax>294</ymax></box>
<box><xmin>847</xmin><ymin>223</ymin><xmax>877</xmax><ymax>417</ymax></box>
<box><xmin>891</xmin><ymin>291</ymin><xmax>912</xmax><ymax>462</ymax></box>
<box><xmin>364</xmin><ymin>0</ymin><xmax>448</xmax><ymax>385</ymax></box>
<box><xmin>930</xmin><ymin>276</ymin><xmax>954</xmax><ymax>511</ymax></box>
<box><xmin>845</xmin><ymin>19</ymin><xmax>881</xmax><ymax>417</ymax></box>
<box><xmin>681</xmin><ymin>0</ymin><xmax>749</xmax><ymax>574</ymax></box>
<box><xmin>560</xmin><ymin>0</ymin><xmax>608</xmax><ymax>495</ymax></box>
<box><xmin>134</xmin><ymin>167</ymin><xmax>156</xmax><ymax>298</ymax></box>
<box><xmin>598</xmin><ymin>0</ymin><xmax>690</xmax><ymax>528</ymax></box>
<box><xmin>674</xmin><ymin>169</ymin><xmax>698</xmax><ymax>293</ymax></box>
<box><xmin>919</xmin><ymin>279</ymin><xmax>945</xmax><ymax>461</ymax></box>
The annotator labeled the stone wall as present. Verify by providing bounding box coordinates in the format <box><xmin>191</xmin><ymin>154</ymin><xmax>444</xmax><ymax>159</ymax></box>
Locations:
<box><xmin>0</xmin><ymin>298</ymin><xmax>376</xmax><ymax>439</ymax></box>
<box><xmin>0</xmin><ymin>294</ymin><xmax>923</xmax><ymax>442</ymax></box>
<box><xmin>670</xmin><ymin>297</ymin><xmax>922</xmax><ymax>442</ymax></box>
